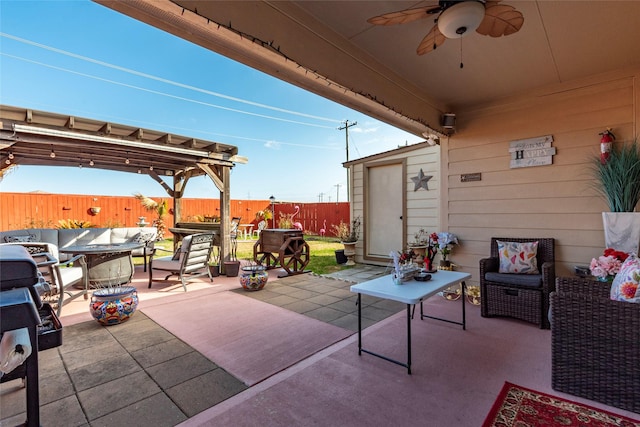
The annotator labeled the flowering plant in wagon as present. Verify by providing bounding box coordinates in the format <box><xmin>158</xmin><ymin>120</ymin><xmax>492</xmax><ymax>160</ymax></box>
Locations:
<box><xmin>589</xmin><ymin>248</ymin><xmax>629</xmax><ymax>281</ymax></box>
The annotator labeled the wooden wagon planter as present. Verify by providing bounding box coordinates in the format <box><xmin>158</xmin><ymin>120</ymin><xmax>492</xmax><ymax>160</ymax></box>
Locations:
<box><xmin>253</xmin><ymin>229</ymin><xmax>310</xmax><ymax>277</ymax></box>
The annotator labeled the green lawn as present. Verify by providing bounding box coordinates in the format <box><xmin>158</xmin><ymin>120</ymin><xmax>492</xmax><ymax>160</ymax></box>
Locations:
<box><xmin>147</xmin><ymin>236</ymin><xmax>354</xmax><ymax>275</ymax></box>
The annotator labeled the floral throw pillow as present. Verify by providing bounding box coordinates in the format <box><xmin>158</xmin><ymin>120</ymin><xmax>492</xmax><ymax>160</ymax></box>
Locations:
<box><xmin>497</xmin><ymin>240</ymin><xmax>539</xmax><ymax>274</ymax></box>
<box><xmin>610</xmin><ymin>253</ymin><xmax>640</xmax><ymax>303</ymax></box>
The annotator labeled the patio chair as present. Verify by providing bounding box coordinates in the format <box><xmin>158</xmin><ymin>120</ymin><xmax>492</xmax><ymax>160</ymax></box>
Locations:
<box><xmin>253</xmin><ymin>220</ymin><xmax>267</xmax><ymax>238</ymax></box>
<box><xmin>550</xmin><ymin>277</ymin><xmax>640</xmax><ymax>413</ymax></box>
<box><xmin>148</xmin><ymin>233</ymin><xmax>215</xmax><ymax>291</ymax></box>
<box><xmin>479</xmin><ymin>237</ymin><xmax>555</xmax><ymax>329</ymax></box>
<box><xmin>2</xmin><ymin>242</ymin><xmax>88</xmax><ymax>316</ymax></box>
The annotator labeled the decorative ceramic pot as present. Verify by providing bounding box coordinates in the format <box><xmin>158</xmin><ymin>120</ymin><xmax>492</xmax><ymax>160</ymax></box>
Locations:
<box><xmin>90</xmin><ymin>286</ymin><xmax>138</xmax><ymax>325</ymax></box>
<box><xmin>239</xmin><ymin>265</ymin><xmax>268</xmax><ymax>291</ymax></box>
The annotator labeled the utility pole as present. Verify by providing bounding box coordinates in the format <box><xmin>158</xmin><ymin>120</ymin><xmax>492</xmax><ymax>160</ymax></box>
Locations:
<box><xmin>334</xmin><ymin>184</ymin><xmax>341</xmax><ymax>204</ymax></box>
<box><xmin>318</xmin><ymin>192</ymin><xmax>325</xmax><ymax>202</ymax></box>
<box><xmin>338</xmin><ymin>120</ymin><xmax>357</xmax><ymax>202</ymax></box>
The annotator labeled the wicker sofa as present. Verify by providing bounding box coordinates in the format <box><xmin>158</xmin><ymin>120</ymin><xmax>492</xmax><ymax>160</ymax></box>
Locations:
<box><xmin>550</xmin><ymin>277</ymin><xmax>640</xmax><ymax>413</ymax></box>
<box><xmin>0</xmin><ymin>227</ymin><xmax>157</xmax><ymax>269</ymax></box>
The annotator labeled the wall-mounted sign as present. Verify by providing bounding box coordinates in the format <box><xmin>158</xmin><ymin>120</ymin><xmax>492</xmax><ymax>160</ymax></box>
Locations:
<box><xmin>509</xmin><ymin>135</ymin><xmax>555</xmax><ymax>168</ymax></box>
<box><xmin>461</xmin><ymin>173</ymin><xmax>482</xmax><ymax>182</ymax></box>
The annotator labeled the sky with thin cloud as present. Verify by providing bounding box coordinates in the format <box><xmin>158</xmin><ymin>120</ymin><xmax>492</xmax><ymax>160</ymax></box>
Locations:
<box><xmin>0</xmin><ymin>1</ymin><xmax>422</xmax><ymax>203</ymax></box>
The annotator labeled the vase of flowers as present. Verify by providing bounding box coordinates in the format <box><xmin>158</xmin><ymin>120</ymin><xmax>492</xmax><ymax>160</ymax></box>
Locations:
<box><xmin>589</xmin><ymin>248</ymin><xmax>629</xmax><ymax>281</ymax></box>
<box><xmin>436</xmin><ymin>232</ymin><xmax>459</xmax><ymax>269</ymax></box>
<box><xmin>423</xmin><ymin>232</ymin><xmax>439</xmax><ymax>272</ymax></box>
<box><xmin>389</xmin><ymin>250</ymin><xmax>419</xmax><ymax>284</ymax></box>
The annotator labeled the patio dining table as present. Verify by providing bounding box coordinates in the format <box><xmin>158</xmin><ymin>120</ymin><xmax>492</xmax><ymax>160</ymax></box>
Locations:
<box><xmin>60</xmin><ymin>242</ymin><xmax>142</xmax><ymax>289</ymax></box>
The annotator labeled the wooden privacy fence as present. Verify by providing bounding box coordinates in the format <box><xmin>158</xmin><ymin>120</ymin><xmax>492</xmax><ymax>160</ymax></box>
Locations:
<box><xmin>0</xmin><ymin>192</ymin><xmax>350</xmax><ymax>238</ymax></box>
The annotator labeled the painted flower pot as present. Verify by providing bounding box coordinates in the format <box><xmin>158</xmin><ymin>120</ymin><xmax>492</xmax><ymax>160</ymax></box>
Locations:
<box><xmin>239</xmin><ymin>265</ymin><xmax>268</xmax><ymax>291</ymax></box>
<box><xmin>90</xmin><ymin>285</ymin><xmax>138</xmax><ymax>326</ymax></box>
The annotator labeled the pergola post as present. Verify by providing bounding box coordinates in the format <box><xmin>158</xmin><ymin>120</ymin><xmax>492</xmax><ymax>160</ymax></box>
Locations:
<box><xmin>220</xmin><ymin>166</ymin><xmax>232</xmax><ymax>266</ymax></box>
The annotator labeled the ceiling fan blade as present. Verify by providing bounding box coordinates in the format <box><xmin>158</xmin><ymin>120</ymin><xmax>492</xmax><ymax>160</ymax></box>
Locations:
<box><xmin>476</xmin><ymin>3</ymin><xmax>524</xmax><ymax>37</ymax></box>
<box><xmin>367</xmin><ymin>5</ymin><xmax>437</xmax><ymax>26</ymax></box>
<box><xmin>417</xmin><ymin>25</ymin><xmax>447</xmax><ymax>55</ymax></box>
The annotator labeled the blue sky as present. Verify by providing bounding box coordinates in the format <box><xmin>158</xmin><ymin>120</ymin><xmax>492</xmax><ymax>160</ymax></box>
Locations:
<box><xmin>0</xmin><ymin>0</ymin><xmax>422</xmax><ymax>203</ymax></box>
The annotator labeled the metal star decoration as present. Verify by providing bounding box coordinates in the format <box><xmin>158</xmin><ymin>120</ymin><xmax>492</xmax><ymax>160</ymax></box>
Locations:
<box><xmin>411</xmin><ymin>168</ymin><xmax>432</xmax><ymax>191</ymax></box>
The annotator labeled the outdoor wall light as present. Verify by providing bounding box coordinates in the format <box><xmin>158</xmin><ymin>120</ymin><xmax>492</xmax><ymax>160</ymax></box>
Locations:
<box><xmin>89</xmin><ymin>159</ymin><xmax>95</xmax><ymax>166</ymax></box>
<box><xmin>5</xmin><ymin>158</ymin><xmax>10</xmax><ymax>165</ymax></box>
<box><xmin>49</xmin><ymin>146</ymin><xmax>56</xmax><ymax>158</ymax></box>
<box><xmin>8</xmin><ymin>151</ymin><xmax>14</xmax><ymax>159</ymax></box>
<box><xmin>149</xmin><ymin>165</ymin><xmax>154</xmax><ymax>171</ymax></box>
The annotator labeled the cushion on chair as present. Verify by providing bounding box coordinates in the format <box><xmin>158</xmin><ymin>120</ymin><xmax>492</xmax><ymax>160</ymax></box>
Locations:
<box><xmin>610</xmin><ymin>253</ymin><xmax>640</xmax><ymax>303</ymax></box>
<box><xmin>485</xmin><ymin>272</ymin><xmax>543</xmax><ymax>288</ymax></box>
<box><xmin>152</xmin><ymin>257</ymin><xmax>182</xmax><ymax>271</ymax></box>
<box><xmin>497</xmin><ymin>240</ymin><xmax>539</xmax><ymax>274</ymax></box>
<box><xmin>57</xmin><ymin>266</ymin><xmax>83</xmax><ymax>287</ymax></box>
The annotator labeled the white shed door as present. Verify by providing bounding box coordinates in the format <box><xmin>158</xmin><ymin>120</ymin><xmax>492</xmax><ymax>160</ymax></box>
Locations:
<box><xmin>367</xmin><ymin>163</ymin><xmax>403</xmax><ymax>258</ymax></box>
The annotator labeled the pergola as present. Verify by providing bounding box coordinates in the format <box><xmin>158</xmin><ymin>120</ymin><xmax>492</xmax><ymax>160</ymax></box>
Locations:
<box><xmin>0</xmin><ymin>104</ymin><xmax>248</xmax><ymax>262</ymax></box>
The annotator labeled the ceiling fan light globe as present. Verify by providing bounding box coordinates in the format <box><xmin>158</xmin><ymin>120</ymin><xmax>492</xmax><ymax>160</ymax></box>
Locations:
<box><xmin>438</xmin><ymin>1</ymin><xmax>485</xmax><ymax>39</ymax></box>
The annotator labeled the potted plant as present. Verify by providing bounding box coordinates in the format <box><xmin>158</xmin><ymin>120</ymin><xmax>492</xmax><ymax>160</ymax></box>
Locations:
<box><xmin>592</xmin><ymin>132</ymin><xmax>640</xmax><ymax>253</ymax></box>
<box><xmin>207</xmin><ymin>251</ymin><xmax>220</xmax><ymax>277</ymax></box>
<box><xmin>134</xmin><ymin>193</ymin><xmax>168</xmax><ymax>240</ymax></box>
<box><xmin>435</xmin><ymin>231</ymin><xmax>459</xmax><ymax>269</ymax></box>
<box><xmin>332</xmin><ymin>217</ymin><xmax>361</xmax><ymax>265</ymax></box>
<box><xmin>408</xmin><ymin>228</ymin><xmax>429</xmax><ymax>267</ymax></box>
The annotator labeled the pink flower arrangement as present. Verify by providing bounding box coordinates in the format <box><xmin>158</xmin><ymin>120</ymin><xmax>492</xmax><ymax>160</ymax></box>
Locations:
<box><xmin>589</xmin><ymin>248</ymin><xmax>628</xmax><ymax>280</ymax></box>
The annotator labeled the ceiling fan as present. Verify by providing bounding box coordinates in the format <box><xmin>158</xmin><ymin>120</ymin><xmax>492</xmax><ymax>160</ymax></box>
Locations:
<box><xmin>367</xmin><ymin>0</ymin><xmax>524</xmax><ymax>55</ymax></box>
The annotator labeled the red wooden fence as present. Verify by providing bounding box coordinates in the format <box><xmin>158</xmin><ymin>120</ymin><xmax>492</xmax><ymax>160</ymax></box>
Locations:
<box><xmin>0</xmin><ymin>192</ymin><xmax>349</xmax><ymax>237</ymax></box>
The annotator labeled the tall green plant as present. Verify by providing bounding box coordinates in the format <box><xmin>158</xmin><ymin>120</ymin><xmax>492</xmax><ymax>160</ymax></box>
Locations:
<box><xmin>592</xmin><ymin>138</ymin><xmax>640</xmax><ymax>212</ymax></box>
<box><xmin>134</xmin><ymin>193</ymin><xmax>168</xmax><ymax>239</ymax></box>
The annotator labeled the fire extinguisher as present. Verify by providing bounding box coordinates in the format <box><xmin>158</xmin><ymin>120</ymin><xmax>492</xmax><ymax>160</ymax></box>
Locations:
<box><xmin>599</xmin><ymin>128</ymin><xmax>615</xmax><ymax>164</ymax></box>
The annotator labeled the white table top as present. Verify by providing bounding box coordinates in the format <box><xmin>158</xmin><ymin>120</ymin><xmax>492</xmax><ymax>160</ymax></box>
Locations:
<box><xmin>350</xmin><ymin>270</ymin><xmax>471</xmax><ymax>304</ymax></box>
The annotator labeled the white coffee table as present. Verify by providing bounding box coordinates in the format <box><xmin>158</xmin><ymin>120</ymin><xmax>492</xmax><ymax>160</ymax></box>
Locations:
<box><xmin>350</xmin><ymin>270</ymin><xmax>471</xmax><ymax>374</ymax></box>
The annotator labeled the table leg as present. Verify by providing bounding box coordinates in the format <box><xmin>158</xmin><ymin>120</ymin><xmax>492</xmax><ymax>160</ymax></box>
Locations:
<box><xmin>420</xmin><ymin>280</ymin><xmax>467</xmax><ymax>330</ymax></box>
<box><xmin>357</xmin><ymin>293</ymin><xmax>362</xmax><ymax>355</ymax></box>
<box><xmin>461</xmin><ymin>281</ymin><xmax>466</xmax><ymax>330</ymax></box>
<box><xmin>406</xmin><ymin>303</ymin><xmax>411</xmax><ymax>375</ymax></box>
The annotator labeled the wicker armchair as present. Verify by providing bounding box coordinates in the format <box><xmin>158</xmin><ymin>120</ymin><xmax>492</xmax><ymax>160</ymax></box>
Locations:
<box><xmin>551</xmin><ymin>277</ymin><xmax>640</xmax><ymax>413</ymax></box>
<box><xmin>480</xmin><ymin>237</ymin><xmax>555</xmax><ymax>329</ymax></box>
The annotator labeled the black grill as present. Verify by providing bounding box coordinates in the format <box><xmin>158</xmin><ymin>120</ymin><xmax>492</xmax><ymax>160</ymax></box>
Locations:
<box><xmin>1</xmin><ymin>245</ymin><xmax>63</xmax><ymax>427</ymax></box>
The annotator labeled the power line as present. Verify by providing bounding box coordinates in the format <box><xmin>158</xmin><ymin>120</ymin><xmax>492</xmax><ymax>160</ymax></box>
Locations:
<box><xmin>2</xmin><ymin>53</ymin><xmax>336</xmax><ymax>129</ymax></box>
<box><xmin>1</xmin><ymin>32</ymin><xmax>342</xmax><ymax>124</ymax></box>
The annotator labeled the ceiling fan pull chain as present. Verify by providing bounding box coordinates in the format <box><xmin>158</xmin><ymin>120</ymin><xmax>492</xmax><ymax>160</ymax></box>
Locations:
<box><xmin>460</xmin><ymin>38</ymin><xmax>464</xmax><ymax>69</ymax></box>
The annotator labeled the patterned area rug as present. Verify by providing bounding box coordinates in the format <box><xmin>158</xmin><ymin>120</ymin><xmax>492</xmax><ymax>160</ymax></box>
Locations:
<box><xmin>482</xmin><ymin>382</ymin><xmax>640</xmax><ymax>427</ymax></box>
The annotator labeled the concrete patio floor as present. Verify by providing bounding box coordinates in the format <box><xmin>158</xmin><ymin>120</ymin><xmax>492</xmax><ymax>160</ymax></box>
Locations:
<box><xmin>1</xmin><ymin>264</ymin><xmax>638</xmax><ymax>426</ymax></box>
<box><xmin>0</xmin><ymin>264</ymin><xmax>398</xmax><ymax>426</ymax></box>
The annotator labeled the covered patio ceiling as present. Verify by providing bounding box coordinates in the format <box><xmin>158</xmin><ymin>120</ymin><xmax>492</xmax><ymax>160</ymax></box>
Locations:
<box><xmin>0</xmin><ymin>105</ymin><xmax>247</xmax><ymax>197</ymax></box>
<box><xmin>97</xmin><ymin>0</ymin><xmax>640</xmax><ymax>138</ymax></box>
